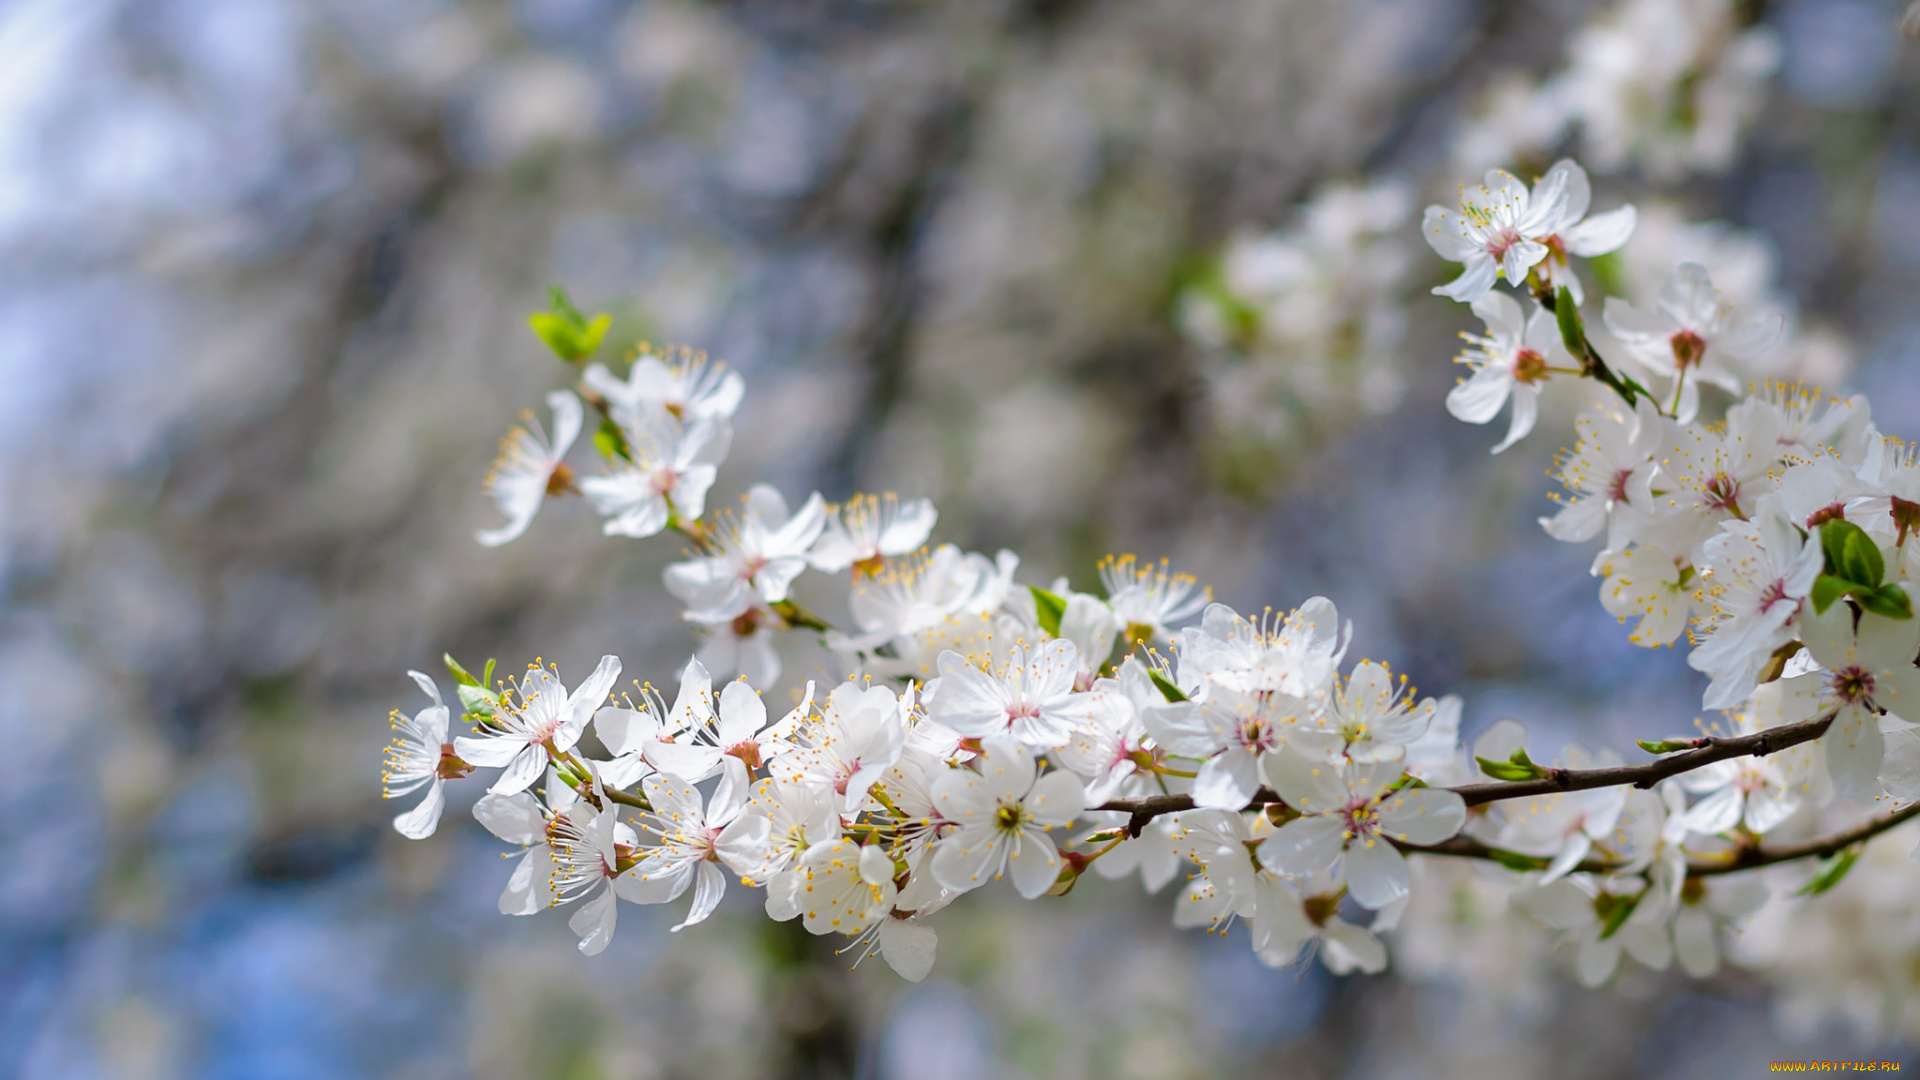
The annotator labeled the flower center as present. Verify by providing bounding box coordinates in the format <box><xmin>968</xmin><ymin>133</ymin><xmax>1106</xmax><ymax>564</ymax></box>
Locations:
<box><xmin>436</xmin><ymin>743</ymin><xmax>474</xmax><ymax>780</ymax></box>
<box><xmin>1302</xmin><ymin>893</ymin><xmax>1340</xmax><ymax>928</ymax></box>
<box><xmin>1833</xmin><ymin>665</ymin><xmax>1876</xmax><ymax>706</ymax></box>
<box><xmin>1484</xmin><ymin>227</ymin><xmax>1523</xmax><ymax>261</ymax></box>
<box><xmin>1512</xmin><ymin>348</ymin><xmax>1549</xmax><ymax>385</ymax></box>
<box><xmin>725</xmin><ymin>740</ymin><xmax>764</xmax><ymax>770</ymax></box>
<box><xmin>1237</xmin><ymin>717</ymin><xmax>1277</xmax><ymax>753</ymax></box>
<box><xmin>1606</xmin><ymin>467</ymin><xmax>1636</xmax><ymax>504</ymax></box>
<box><xmin>545</xmin><ymin>462</ymin><xmax>577</xmax><ymax>496</ymax></box>
<box><xmin>1341</xmin><ymin>799</ymin><xmax>1379</xmax><ymax>839</ymax></box>
<box><xmin>993</xmin><ymin>802</ymin><xmax>1028</xmax><ymax>834</ymax></box>
<box><xmin>1702</xmin><ymin>472</ymin><xmax>1743</xmax><ymax>517</ymax></box>
<box><xmin>1806</xmin><ymin>503</ymin><xmax>1847</xmax><ymax>528</ymax></box>
<box><xmin>1755</xmin><ymin>578</ymin><xmax>1793</xmax><ymax>616</ymax></box>
<box><xmin>1669</xmin><ymin>329</ymin><xmax>1707</xmax><ymax>370</ymax></box>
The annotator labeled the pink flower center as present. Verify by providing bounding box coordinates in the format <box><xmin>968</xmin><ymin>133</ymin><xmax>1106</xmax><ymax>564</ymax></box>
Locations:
<box><xmin>1484</xmin><ymin>227</ymin><xmax>1524</xmax><ymax>261</ymax></box>
<box><xmin>1607</xmin><ymin>468</ymin><xmax>1636</xmax><ymax>504</ymax></box>
<box><xmin>1833</xmin><ymin>665</ymin><xmax>1876</xmax><ymax>706</ymax></box>
<box><xmin>1237</xmin><ymin>717</ymin><xmax>1278</xmax><ymax>754</ymax></box>
<box><xmin>1756</xmin><ymin>578</ymin><xmax>1794</xmax><ymax>617</ymax></box>
<box><xmin>1670</xmin><ymin>330</ymin><xmax>1707</xmax><ymax>370</ymax></box>
<box><xmin>1702</xmin><ymin>472</ymin><xmax>1743</xmax><ymax>517</ymax></box>
<box><xmin>1341</xmin><ymin>798</ymin><xmax>1380</xmax><ymax>839</ymax></box>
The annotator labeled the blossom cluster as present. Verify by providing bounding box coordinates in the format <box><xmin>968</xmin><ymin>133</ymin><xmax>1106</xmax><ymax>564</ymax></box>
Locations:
<box><xmin>379</xmin><ymin>145</ymin><xmax>1920</xmax><ymax>1009</ymax></box>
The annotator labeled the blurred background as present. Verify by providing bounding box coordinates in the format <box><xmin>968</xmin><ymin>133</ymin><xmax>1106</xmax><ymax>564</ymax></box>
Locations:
<box><xmin>4</xmin><ymin>0</ymin><xmax>1920</xmax><ymax>1076</ymax></box>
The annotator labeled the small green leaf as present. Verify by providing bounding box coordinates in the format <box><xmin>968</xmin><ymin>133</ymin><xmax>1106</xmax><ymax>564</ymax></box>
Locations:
<box><xmin>1030</xmin><ymin>586</ymin><xmax>1068</xmax><ymax>637</ymax></box>
<box><xmin>1796</xmin><ymin>843</ymin><xmax>1865</xmax><ymax>896</ymax></box>
<box><xmin>1843</xmin><ymin>527</ymin><xmax>1885</xmax><ymax>587</ymax></box>
<box><xmin>1148</xmin><ymin>669</ymin><xmax>1188</xmax><ymax>703</ymax></box>
<box><xmin>1866</xmin><ymin>584</ymin><xmax>1912</xmax><ymax>618</ymax></box>
<box><xmin>1811</xmin><ymin>573</ymin><xmax>1851</xmax><ymax>615</ymax></box>
<box><xmin>527</xmin><ymin>286</ymin><xmax>611</xmax><ymax>362</ymax></box>
<box><xmin>480</xmin><ymin>658</ymin><xmax>497</xmax><ymax>689</ymax></box>
<box><xmin>1595</xmin><ymin>890</ymin><xmax>1642</xmax><ymax>940</ymax></box>
<box><xmin>593</xmin><ymin>416</ymin><xmax>631</xmax><ymax>462</ymax></box>
<box><xmin>457</xmin><ymin>683</ymin><xmax>499</xmax><ymax>717</ymax></box>
<box><xmin>1637</xmin><ymin>738</ymin><xmax>1696</xmax><ymax>755</ymax></box>
<box><xmin>548</xmin><ymin>284</ymin><xmax>584</xmax><ymax>324</ymax></box>
<box><xmin>1476</xmin><ymin>757</ymin><xmax>1542</xmax><ymax>782</ymax></box>
<box><xmin>527</xmin><ymin>312</ymin><xmax>581</xmax><ymax>359</ymax></box>
<box><xmin>445</xmin><ymin>653</ymin><xmax>480</xmax><ymax>687</ymax></box>
<box><xmin>1861</xmin><ymin>583</ymin><xmax>1914</xmax><ymax>621</ymax></box>
<box><xmin>1821</xmin><ymin>519</ymin><xmax>1882</xmax><ymax>587</ymax></box>
<box><xmin>1553</xmin><ymin>286</ymin><xmax>1585</xmax><ymax>357</ymax></box>
<box><xmin>576</xmin><ymin>313</ymin><xmax>611</xmax><ymax>358</ymax></box>
<box><xmin>1485</xmin><ymin>848</ymin><xmax>1551</xmax><ymax>872</ymax></box>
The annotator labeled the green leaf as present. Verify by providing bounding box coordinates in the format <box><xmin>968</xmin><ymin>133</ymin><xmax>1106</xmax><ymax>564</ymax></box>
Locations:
<box><xmin>1811</xmin><ymin>573</ymin><xmax>1851</xmax><ymax>615</ymax></box>
<box><xmin>1477</xmin><ymin>747</ymin><xmax>1549</xmax><ymax>781</ymax></box>
<box><xmin>480</xmin><ymin>658</ymin><xmax>497</xmax><ymax>689</ymax></box>
<box><xmin>593</xmin><ymin>416</ymin><xmax>631</xmax><ymax>462</ymax></box>
<box><xmin>575</xmin><ymin>313</ymin><xmax>611</xmax><ymax>358</ymax></box>
<box><xmin>457</xmin><ymin>683</ymin><xmax>499</xmax><ymax>717</ymax></box>
<box><xmin>1861</xmin><ymin>583</ymin><xmax>1914</xmax><ymax>621</ymax></box>
<box><xmin>1476</xmin><ymin>757</ymin><xmax>1542</xmax><ymax>782</ymax></box>
<box><xmin>1030</xmin><ymin>586</ymin><xmax>1067</xmax><ymax>637</ymax></box>
<box><xmin>1148</xmin><ymin>669</ymin><xmax>1188</xmax><ymax>703</ymax></box>
<box><xmin>445</xmin><ymin>653</ymin><xmax>480</xmax><ymax>687</ymax></box>
<box><xmin>1637</xmin><ymin>738</ymin><xmax>1696</xmax><ymax>755</ymax></box>
<box><xmin>527</xmin><ymin>286</ymin><xmax>611</xmax><ymax>362</ymax></box>
<box><xmin>1553</xmin><ymin>286</ymin><xmax>1585</xmax><ymax>357</ymax></box>
<box><xmin>1843</xmin><ymin>527</ymin><xmax>1885</xmax><ymax>587</ymax></box>
<box><xmin>527</xmin><ymin>312</ymin><xmax>581</xmax><ymax>359</ymax></box>
<box><xmin>1866</xmin><ymin>584</ymin><xmax>1912</xmax><ymax>618</ymax></box>
<box><xmin>1485</xmin><ymin>848</ymin><xmax>1551</xmax><ymax>872</ymax></box>
<box><xmin>1820</xmin><ymin>519</ymin><xmax>1883</xmax><ymax>587</ymax></box>
<box><xmin>1796</xmin><ymin>843</ymin><xmax>1865</xmax><ymax>896</ymax></box>
<box><xmin>548</xmin><ymin>284</ymin><xmax>584</xmax><ymax>324</ymax></box>
<box><xmin>1595</xmin><ymin>890</ymin><xmax>1642</xmax><ymax>940</ymax></box>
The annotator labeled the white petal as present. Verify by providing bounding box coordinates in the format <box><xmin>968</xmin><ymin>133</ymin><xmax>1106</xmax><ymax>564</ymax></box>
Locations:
<box><xmin>1007</xmin><ymin>830</ymin><xmax>1063</xmax><ymax>899</ymax></box>
<box><xmin>1824</xmin><ymin>707</ymin><xmax>1887</xmax><ymax>803</ymax></box>
<box><xmin>392</xmin><ymin>780</ymin><xmax>445</xmax><ymax>840</ymax></box>
<box><xmin>1561</xmin><ymin>204</ymin><xmax>1636</xmax><ymax>256</ymax></box>
<box><xmin>569</xmin><ymin>885</ymin><xmax>619</xmax><ymax>955</ymax></box>
<box><xmin>1342</xmin><ymin>840</ymin><xmax>1410</xmax><ymax>910</ymax></box>
<box><xmin>489</xmin><ymin>745</ymin><xmax>550</xmax><ymax>797</ymax></box>
<box><xmin>879</xmin><ymin>920</ymin><xmax>938</xmax><ymax>982</ymax></box>
<box><xmin>1319</xmin><ymin>919</ymin><xmax>1387</xmax><ymax>974</ymax></box>
<box><xmin>1445</xmin><ymin>365</ymin><xmax>1513</xmax><ymax>426</ymax></box>
<box><xmin>473</xmin><ymin>791</ymin><xmax>547</xmax><ymax>845</ymax></box>
<box><xmin>930</xmin><ymin>825</ymin><xmax>1007</xmax><ymax>893</ymax></box>
<box><xmin>1376</xmin><ymin>788</ymin><xmax>1466</xmax><ymax>845</ymax></box>
<box><xmin>1673</xmin><ymin>907</ymin><xmax>1718</xmax><ymax>978</ymax></box>
<box><xmin>1257</xmin><ymin>815</ymin><xmax>1344</xmax><ymax>879</ymax></box>
<box><xmin>672</xmin><ymin>861</ymin><xmax>726</xmax><ymax>932</ymax></box>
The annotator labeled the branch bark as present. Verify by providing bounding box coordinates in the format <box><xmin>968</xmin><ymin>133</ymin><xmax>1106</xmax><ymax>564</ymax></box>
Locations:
<box><xmin>1089</xmin><ymin>712</ymin><xmax>1920</xmax><ymax>881</ymax></box>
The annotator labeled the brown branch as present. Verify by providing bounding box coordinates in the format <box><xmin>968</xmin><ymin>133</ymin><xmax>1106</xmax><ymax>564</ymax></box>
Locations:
<box><xmin>1097</xmin><ymin>713</ymin><xmax>1836</xmax><ymax>828</ymax></box>
<box><xmin>1446</xmin><ymin>713</ymin><xmax>1835</xmax><ymax>807</ymax></box>
<box><xmin>1685</xmin><ymin>799</ymin><xmax>1920</xmax><ymax>878</ymax></box>
<box><xmin>1092</xmin><ymin>713</ymin><xmax>1920</xmax><ymax>880</ymax></box>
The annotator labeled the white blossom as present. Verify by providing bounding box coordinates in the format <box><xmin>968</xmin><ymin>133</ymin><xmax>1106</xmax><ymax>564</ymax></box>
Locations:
<box><xmin>477</xmin><ymin>390</ymin><xmax>583</xmax><ymax>547</ymax></box>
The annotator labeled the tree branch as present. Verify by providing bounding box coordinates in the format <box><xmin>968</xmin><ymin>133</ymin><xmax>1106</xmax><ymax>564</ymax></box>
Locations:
<box><xmin>1096</xmin><ymin>713</ymin><xmax>1837</xmax><ymax>828</ymax></box>
<box><xmin>1445</xmin><ymin>713</ymin><xmax>1834</xmax><ymax>807</ymax></box>
<box><xmin>1090</xmin><ymin>713</ymin><xmax>1920</xmax><ymax>881</ymax></box>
